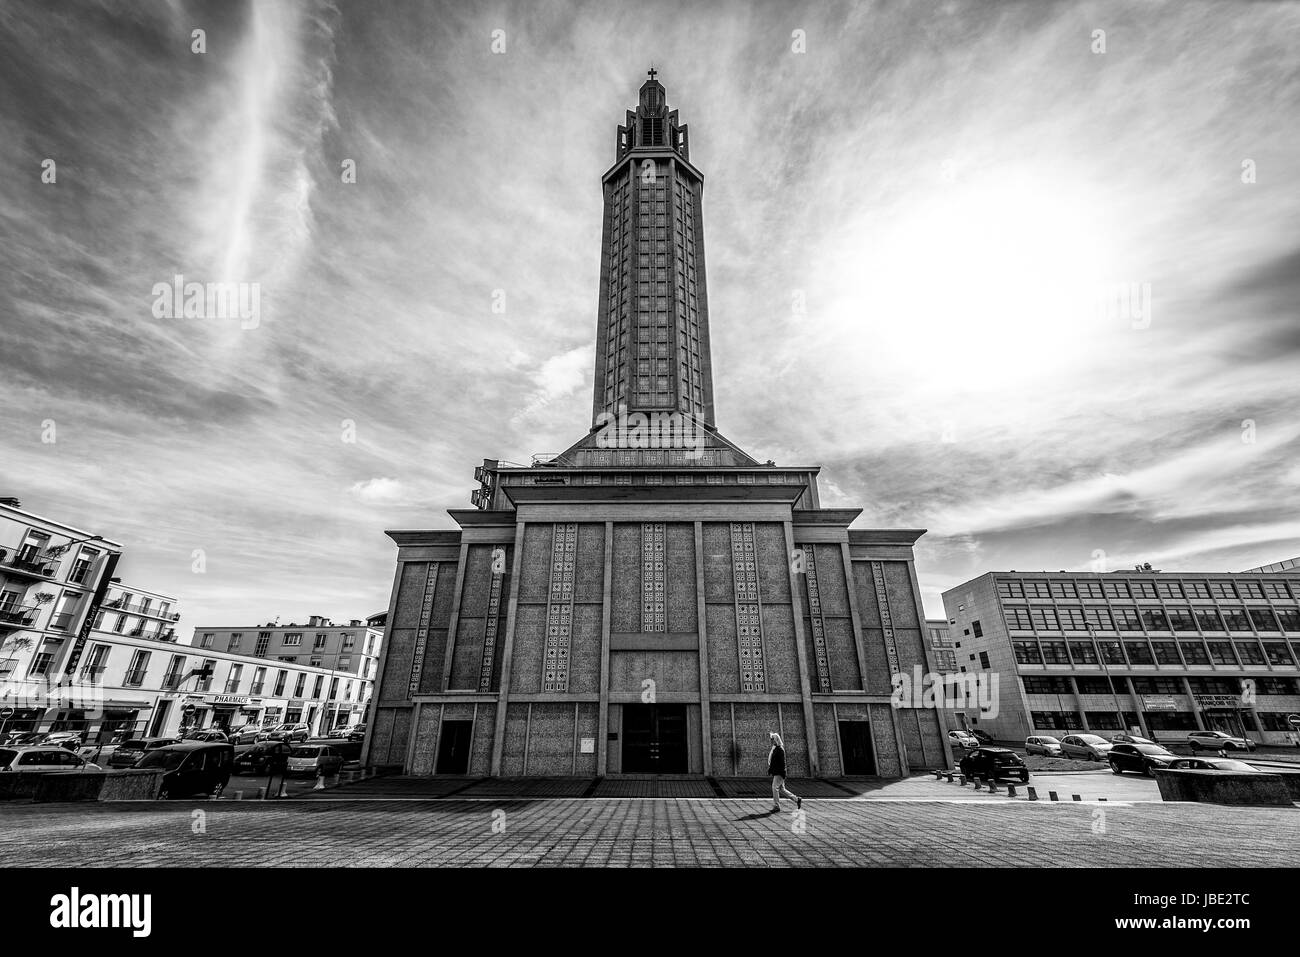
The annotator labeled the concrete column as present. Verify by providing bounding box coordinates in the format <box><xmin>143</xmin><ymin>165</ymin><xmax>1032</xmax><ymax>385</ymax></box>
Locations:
<box><xmin>782</xmin><ymin>521</ymin><xmax>820</xmax><ymax>777</ymax></box>
<box><xmin>597</xmin><ymin>522</ymin><xmax>613</xmax><ymax>775</ymax></box>
<box><xmin>490</xmin><ymin>523</ymin><xmax>528</xmax><ymax>776</ymax></box>
<box><xmin>694</xmin><ymin>521</ymin><xmax>713</xmax><ymax>776</ymax></box>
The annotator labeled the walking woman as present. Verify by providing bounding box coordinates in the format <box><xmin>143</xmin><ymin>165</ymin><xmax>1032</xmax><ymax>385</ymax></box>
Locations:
<box><xmin>767</xmin><ymin>732</ymin><xmax>802</xmax><ymax>812</ymax></box>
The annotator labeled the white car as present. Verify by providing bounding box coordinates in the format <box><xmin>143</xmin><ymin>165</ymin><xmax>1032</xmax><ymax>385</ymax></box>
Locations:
<box><xmin>0</xmin><ymin>746</ymin><xmax>103</xmax><ymax>773</ymax></box>
<box><xmin>948</xmin><ymin>730</ymin><xmax>980</xmax><ymax>750</ymax></box>
<box><xmin>1187</xmin><ymin>730</ymin><xmax>1256</xmax><ymax>753</ymax></box>
<box><xmin>1025</xmin><ymin>735</ymin><xmax>1063</xmax><ymax>756</ymax></box>
<box><xmin>1059</xmin><ymin>734</ymin><xmax>1114</xmax><ymax>761</ymax></box>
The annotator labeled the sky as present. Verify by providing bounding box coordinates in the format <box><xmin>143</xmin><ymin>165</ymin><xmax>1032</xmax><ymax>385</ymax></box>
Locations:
<box><xmin>2</xmin><ymin>0</ymin><xmax>1299</xmax><ymax>630</ymax></box>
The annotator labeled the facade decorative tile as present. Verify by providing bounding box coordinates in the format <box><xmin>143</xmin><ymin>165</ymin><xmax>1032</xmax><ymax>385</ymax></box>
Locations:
<box><xmin>731</xmin><ymin>522</ymin><xmax>766</xmax><ymax>692</ymax></box>
<box><xmin>544</xmin><ymin>524</ymin><xmax>577</xmax><ymax>691</ymax></box>
<box><xmin>805</xmin><ymin>545</ymin><xmax>832</xmax><ymax>692</ymax></box>
<box><xmin>408</xmin><ymin>564</ymin><xmax>439</xmax><ymax>698</ymax></box>
<box><xmin>641</xmin><ymin>522</ymin><xmax>665</xmax><ymax>632</ymax></box>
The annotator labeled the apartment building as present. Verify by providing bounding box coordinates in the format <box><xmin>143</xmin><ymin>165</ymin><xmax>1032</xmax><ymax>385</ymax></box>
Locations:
<box><xmin>189</xmin><ymin>615</ymin><xmax>382</xmax><ymax>689</ymax></box>
<box><xmin>942</xmin><ymin>568</ymin><xmax>1300</xmax><ymax>746</ymax></box>
<box><xmin>0</xmin><ymin>500</ymin><xmax>123</xmax><ymax>735</ymax></box>
<box><xmin>926</xmin><ymin>619</ymin><xmax>958</xmax><ymax>672</ymax></box>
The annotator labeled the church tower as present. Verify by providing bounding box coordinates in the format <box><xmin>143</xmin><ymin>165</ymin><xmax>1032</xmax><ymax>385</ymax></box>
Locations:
<box><xmin>365</xmin><ymin>75</ymin><xmax>949</xmax><ymax>782</ymax></box>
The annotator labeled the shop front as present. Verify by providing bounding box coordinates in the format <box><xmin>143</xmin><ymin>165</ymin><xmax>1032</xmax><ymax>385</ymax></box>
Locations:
<box><xmin>1194</xmin><ymin>694</ymin><xmax>1256</xmax><ymax>739</ymax></box>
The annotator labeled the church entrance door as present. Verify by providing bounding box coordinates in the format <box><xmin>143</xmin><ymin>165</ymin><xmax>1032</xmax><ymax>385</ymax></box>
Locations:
<box><xmin>621</xmin><ymin>704</ymin><xmax>688</xmax><ymax>773</ymax></box>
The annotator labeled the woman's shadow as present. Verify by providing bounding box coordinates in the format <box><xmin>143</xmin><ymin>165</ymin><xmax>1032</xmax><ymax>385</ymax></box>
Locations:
<box><xmin>734</xmin><ymin>808</ymin><xmax>782</xmax><ymax>821</ymax></box>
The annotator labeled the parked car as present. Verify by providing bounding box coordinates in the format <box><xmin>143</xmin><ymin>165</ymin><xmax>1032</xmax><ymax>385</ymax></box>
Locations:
<box><xmin>958</xmin><ymin>747</ymin><xmax>1030</xmax><ymax>783</ymax></box>
<box><xmin>1060</xmin><ymin>734</ymin><xmax>1113</xmax><ymax>761</ymax></box>
<box><xmin>1025</xmin><ymin>735</ymin><xmax>1063</xmax><ymax>756</ymax></box>
<box><xmin>135</xmin><ymin>742</ymin><xmax>233</xmax><ymax>799</ymax></box>
<box><xmin>227</xmin><ymin>725</ymin><xmax>263</xmax><ymax>745</ymax></box>
<box><xmin>3</xmin><ymin>731</ymin><xmax>45</xmax><ymax>747</ymax></box>
<box><xmin>0</xmin><ymin>746</ymin><xmax>102</xmax><ymax>772</ymax></box>
<box><xmin>1187</xmin><ymin>730</ymin><xmax>1256</xmax><ymax>752</ymax></box>
<box><xmin>1108</xmin><ymin>743</ymin><xmax>1178</xmax><ymax>775</ymax></box>
<box><xmin>107</xmin><ymin>737</ymin><xmax>181</xmax><ymax>769</ymax></box>
<box><xmin>968</xmin><ymin>729</ymin><xmax>992</xmax><ymax>745</ymax></box>
<box><xmin>1167</xmin><ymin>757</ymin><xmax>1259</xmax><ymax>772</ymax></box>
<box><xmin>948</xmin><ymin>730</ymin><xmax>980</xmax><ymax>750</ymax></box>
<box><xmin>345</xmin><ymin>723</ymin><xmax>366</xmax><ymax>743</ymax></box>
<box><xmin>1110</xmin><ymin>733</ymin><xmax>1156</xmax><ymax>746</ymax></box>
<box><xmin>232</xmin><ymin>741</ymin><xmax>293</xmax><ymax>776</ymax></box>
<box><xmin>183</xmin><ymin>729</ymin><xmax>229</xmax><ymax>743</ymax></box>
<box><xmin>40</xmin><ymin>731</ymin><xmax>86</xmax><ymax>748</ymax></box>
<box><xmin>259</xmin><ymin>723</ymin><xmax>311</xmax><ymax>744</ymax></box>
<box><xmin>286</xmin><ymin>744</ymin><xmax>346</xmax><ymax>777</ymax></box>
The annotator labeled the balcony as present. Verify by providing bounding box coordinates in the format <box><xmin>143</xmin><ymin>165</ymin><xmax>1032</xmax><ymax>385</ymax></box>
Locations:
<box><xmin>0</xmin><ymin>550</ymin><xmax>58</xmax><ymax>580</ymax></box>
<box><xmin>123</xmin><ymin>670</ymin><xmax>147</xmax><ymax>687</ymax></box>
<box><xmin>0</xmin><ymin>604</ymin><xmax>40</xmax><ymax>628</ymax></box>
<box><xmin>223</xmin><ymin>682</ymin><xmax>241</xmax><ymax>695</ymax></box>
<box><xmin>250</xmin><ymin>683</ymin><xmax>265</xmax><ymax>695</ymax></box>
<box><xmin>80</xmin><ymin>666</ymin><xmax>106</xmax><ymax>682</ymax></box>
<box><xmin>49</xmin><ymin>612</ymin><xmax>76</xmax><ymax>632</ymax></box>
<box><xmin>159</xmin><ymin>630</ymin><xmax>176</xmax><ymax>642</ymax></box>
<box><xmin>161</xmin><ymin>674</ymin><xmax>183</xmax><ymax>690</ymax></box>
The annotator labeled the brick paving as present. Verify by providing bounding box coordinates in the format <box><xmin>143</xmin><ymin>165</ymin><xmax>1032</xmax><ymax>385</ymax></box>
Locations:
<box><xmin>0</xmin><ymin>789</ymin><xmax>1294</xmax><ymax>867</ymax></box>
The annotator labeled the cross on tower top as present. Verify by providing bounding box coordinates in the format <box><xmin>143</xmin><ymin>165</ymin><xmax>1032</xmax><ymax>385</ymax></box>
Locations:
<box><xmin>647</xmin><ymin>66</ymin><xmax>657</xmax><ymax>81</ymax></box>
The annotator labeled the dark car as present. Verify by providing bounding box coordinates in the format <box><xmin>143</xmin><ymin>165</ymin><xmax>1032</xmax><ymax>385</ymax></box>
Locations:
<box><xmin>3</xmin><ymin>731</ymin><xmax>45</xmax><ymax>747</ymax></box>
<box><xmin>346</xmin><ymin>724</ymin><xmax>366</xmax><ymax>743</ymax></box>
<box><xmin>968</xmin><ymin>729</ymin><xmax>992</xmax><ymax>745</ymax></box>
<box><xmin>286</xmin><ymin>744</ymin><xmax>345</xmax><ymax>777</ymax></box>
<box><xmin>959</xmin><ymin>747</ymin><xmax>1029</xmax><ymax>783</ymax></box>
<box><xmin>233</xmin><ymin>741</ymin><xmax>292</xmax><ymax>776</ymax></box>
<box><xmin>108</xmin><ymin>736</ymin><xmax>181</xmax><ymax>769</ymax></box>
<box><xmin>183</xmin><ymin>729</ymin><xmax>229</xmax><ymax>743</ymax></box>
<box><xmin>1108</xmin><ymin>743</ymin><xmax>1178</xmax><ymax>775</ymax></box>
<box><xmin>135</xmin><ymin>742</ymin><xmax>233</xmax><ymax>799</ymax></box>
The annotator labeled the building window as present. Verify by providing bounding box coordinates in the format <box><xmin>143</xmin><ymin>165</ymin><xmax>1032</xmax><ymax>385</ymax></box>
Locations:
<box><xmin>1208</xmin><ymin>581</ymin><xmax>1236</xmax><ymax>600</ymax></box>
<box><xmin>162</xmin><ymin>655</ymin><xmax>186</xmax><ymax>689</ymax></box>
<box><xmin>1077</xmin><ymin>581</ymin><xmax>1104</xmax><ymax>599</ymax></box>
<box><xmin>1023</xmin><ymin>581</ymin><xmax>1051</xmax><ymax>599</ymax></box>
<box><xmin>997</xmin><ymin>580</ymin><xmax>1024</xmax><ymax>598</ymax></box>
<box><xmin>1098</xmin><ymin>640</ymin><xmax>1125</xmax><ymax>665</ymax></box>
<box><xmin>1114</xmin><ymin>607</ymin><xmax>1143</xmax><ymax>631</ymax></box>
<box><xmin>364</xmin><ymin>635</ymin><xmax>375</xmax><ymax>656</ymax></box>
<box><xmin>1124</xmin><ymin>641</ymin><xmax>1154</xmax><ymax>664</ymax></box>
<box><xmin>1050</xmin><ymin>581</ymin><xmax>1077</xmax><ymax>599</ymax></box>
<box><xmin>1195</xmin><ymin>608</ymin><xmax>1224</xmax><ymax>632</ymax></box>
<box><xmin>1068</xmin><ymin>641</ymin><xmax>1098</xmax><ymax>664</ymax></box>
<box><xmin>1075</xmin><ymin>676</ymin><xmax>1116</xmax><ymax>694</ymax></box>
<box><xmin>971</xmin><ymin>620</ymin><xmax>983</xmax><ymax>638</ymax></box>
<box><xmin>1132</xmin><ymin>677</ymin><xmax>1183</xmax><ymax>695</ymax></box>
<box><xmin>1185</xmin><ymin>582</ymin><xmax>1211</xmax><ymax>599</ymax></box>
<box><xmin>1030</xmin><ymin>608</ymin><xmax>1060</xmax><ymax>631</ymax></box>
<box><xmin>293</xmin><ymin>673</ymin><xmax>306</xmax><ymax>697</ymax></box>
<box><xmin>278</xmin><ymin>656</ymin><xmax>297</xmax><ymax>664</ymax></box>
<box><xmin>251</xmin><ymin>667</ymin><xmax>266</xmax><ymax>695</ymax></box>
<box><xmin>342</xmin><ymin>634</ymin><xmax>356</xmax><ymax>651</ymax></box>
<box><xmin>200</xmin><ymin>633</ymin><xmax>215</xmax><ymax>648</ymax></box>
<box><xmin>1151</xmin><ymin>641</ymin><xmax>1182</xmax><ymax>665</ymax></box>
<box><xmin>328</xmin><ymin>677</ymin><xmax>339</xmax><ymax>700</ymax></box>
<box><xmin>1206</xmin><ymin>641</ymin><xmax>1237</xmax><ymax>666</ymax></box>
<box><xmin>199</xmin><ymin>659</ymin><xmax>216</xmax><ymax>691</ymax></box>
<box><xmin>1261</xmin><ymin>581</ymin><xmax>1292</xmax><ymax>600</ymax></box>
<box><xmin>225</xmin><ymin>664</ymin><xmax>243</xmax><ymax>694</ymax></box>
<box><xmin>1257</xmin><ymin>677</ymin><xmax>1298</xmax><ymax>695</ymax></box>
<box><xmin>124</xmin><ymin>650</ymin><xmax>150</xmax><ymax>687</ymax></box>
<box><xmin>338</xmin><ymin>656</ymin><xmax>352</xmax><ymax>670</ymax></box>
<box><xmin>273</xmin><ymin>670</ymin><xmax>287</xmax><ymax>696</ymax></box>
<box><xmin>1103</xmin><ymin>581</ymin><xmax>1130</xmax><ymax>599</ymax></box>
<box><xmin>1263</xmin><ymin>643</ymin><xmax>1295</xmax><ymax>666</ymax></box>
<box><xmin>1156</xmin><ymin>581</ymin><xmax>1183</xmax><ymax>599</ymax></box>
<box><xmin>1237</xmin><ymin>581</ymin><xmax>1265</xmax><ymax>600</ymax></box>
<box><xmin>1186</xmin><ymin>677</ymin><xmax>1239</xmax><ymax>695</ymax></box>
<box><xmin>1005</xmin><ymin>608</ymin><xmax>1033</xmax><ymax>630</ymax></box>
<box><xmin>1023</xmin><ymin>676</ymin><xmax>1072</xmax><ymax>694</ymax></box>
<box><xmin>313</xmin><ymin>674</ymin><xmax>324</xmax><ymax>699</ymax></box>
<box><xmin>1030</xmin><ymin>711</ymin><xmax>1079</xmax><ymax>731</ymax></box>
<box><xmin>1058</xmin><ymin>608</ymin><xmax>1088</xmax><ymax>631</ymax></box>
<box><xmin>283</xmin><ymin>632</ymin><xmax>303</xmax><ymax>646</ymax></box>
<box><xmin>1085</xmin><ymin>607</ymin><xmax>1115</xmax><ymax>630</ymax></box>
<box><xmin>1234</xmin><ymin>641</ymin><xmax>1265</xmax><ymax>665</ymax></box>
<box><xmin>1167</xmin><ymin>608</ymin><xmax>1196</xmax><ymax>632</ymax></box>
<box><xmin>1179</xmin><ymin>642</ymin><xmax>1210</xmax><ymax>665</ymax></box>
<box><xmin>1130</xmin><ymin>581</ymin><xmax>1158</xmax><ymax>600</ymax></box>
<box><xmin>255</xmin><ymin>634</ymin><xmax>270</xmax><ymax>657</ymax></box>
<box><xmin>1221</xmin><ymin>608</ymin><xmax>1251</xmax><ymax>632</ymax></box>
<box><xmin>1012</xmin><ymin>641</ymin><xmax>1042</xmax><ymax>665</ymax></box>
<box><xmin>1249</xmin><ymin>608</ymin><xmax>1279</xmax><ymax>632</ymax></box>
<box><xmin>978</xmin><ymin>651</ymin><xmax>990</xmax><ymax>669</ymax></box>
<box><xmin>314</xmin><ymin>633</ymin><xmax>328</xmax><ymax>650</ymax></box>
<box><xmin>69</xmin><ymin>547</ymin><xmax>99</xmax><ymax>585</ymax></box>
<box><xmin>1085</xmin><ymin>711</ymin><xmax>1123</xmax><ymax>731</ymax></box>
<box><xmin>1259</xmin><ymin>712</ymin><xmax>1300</xmax><ymax>731</ymax></box>
<box><xmin>80</xmin><ymin>644</ymin><xmax>111</xmax><ymax>680</ymax></box>
<box><xmin>1276</xmin><ymin>608</ymin><xmax>1300</xmax><ymax>632</ymax></box>
<box><xmin>227</xmin><ymin>633</ymin><xmax>242</xmax><ymax>652</ymax></box>
<box><xmin>1141</xmin><ymin>609</ymin><xmax>1170</xmax><ymax>632</ymax></box>
<box><xmin>28</xmin><ymin>652</ymin><xmax>54</xmax><ymax>677</ymax></box>
<box><xmin>1040</xmin><ymin>641</ymin><xmax>1069</xmax><ymax>664</ymax></box>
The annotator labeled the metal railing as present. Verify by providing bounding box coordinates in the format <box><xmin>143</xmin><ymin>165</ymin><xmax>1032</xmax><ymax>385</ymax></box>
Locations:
<box><xmin>0</xmin><ymin>605</ymin><xmax>39</xmax><ymax>626</ymax></box>
<box><xmin>123</xmin><ymin>670</ymin><xmax>147</xmax><ymax>687</ymax></box>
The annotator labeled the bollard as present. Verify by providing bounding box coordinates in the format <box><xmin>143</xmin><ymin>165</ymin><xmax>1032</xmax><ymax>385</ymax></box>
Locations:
<box><xmin>1027</xmin><ymin>786</ymin><xmax>1038</xmax><ymax>801</ymax></box>
<box><xmin>257</xmin><ymin>786</ymin><xmax>266</xmax><ymax>800</ymax></box>
<box><xmin>277</xmin><ymin>777</ymin><xmax>289</xmax><ymax>798</ymax></box>
<box><xmin>1049</xmin><ymin>791</ymin><xmax>1059</xmax><ymax>801</ymax></box>
<box><xmin>987</xmin><ymin>780</ymin><xmax>998</xmax><ymax>793</ymax></box>
<box><xmin>934</xmin><ymin>769</ymin><xmax>942</xmax><ymax>780</ymax></box>
<box><xmin>958</xmin><ymin>774</ymin><xmax>967</xmax><ymax>785</ymax></box>
<box><xmin>314</xmin><ymin>770</ymin><xmax>326</xmax><ymax>791</ymax></box>
<box><xmin>1072</xmin><ymin>794</ymin><xmax>1081</xmax><ymax>801</ymax></box>
<box><xmin>1099</xmin><ymin>797</ymin><xmax>1107</xmax><ymax>802</ymax></box>
<box><xmin>946</xmin><ymin>772</ymin><xmax>954</xmax><ymax>783</ymax></box>
<box><xmin>1006</xmin><ymin>784</ymin><xmax>1017</xmax><ymax>797</ymax></box>
<box><xmin>973</xmin><ymin>778</ymin><xmax>982</xmax><ymax>790</ymax></box>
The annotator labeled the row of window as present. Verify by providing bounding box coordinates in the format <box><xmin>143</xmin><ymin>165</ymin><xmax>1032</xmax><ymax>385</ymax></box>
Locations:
<box><xmin>1023</xmin><ymin>675</ymin><xmax>1298</xmax><ymax>695</ymax></box>
<box><xmin>998</xmin><ymin>577</ymin><xmax>1297</xmax><ymax>601</ymax></box>
<box><xmin>1005</xmin><ymin>605</ymin><xmax>1300</xmax><ymax>633</ymax></box>
<box><xmin>197</xmin><ymin>631</ymin><xmax>371</xmax><ymax>656</ymax></box>
<box><xmin>1012</xmin><ymin>637</ymin><xmax>1299</xmax><ymax>668</ymax></box>
<box><xmin>1029</xmin><ymin>711</ymin><xmax>1297</xmax><ymax>733</ymax></box>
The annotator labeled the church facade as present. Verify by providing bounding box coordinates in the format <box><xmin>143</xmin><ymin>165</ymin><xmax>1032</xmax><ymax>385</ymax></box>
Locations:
<box><xmin>362</xmin><ymin>75</ymin><xmax>950</xmax><ymax>779</ymax></box>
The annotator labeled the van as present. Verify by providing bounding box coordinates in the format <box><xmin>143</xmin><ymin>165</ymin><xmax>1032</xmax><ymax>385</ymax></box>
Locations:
<box><xmin>134</xmin><ymin>742</ymin><xmax>234</xmax><ymax>799</ymax></box>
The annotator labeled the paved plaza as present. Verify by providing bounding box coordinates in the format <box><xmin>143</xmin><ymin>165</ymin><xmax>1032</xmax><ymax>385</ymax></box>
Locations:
<box><xmin>1</xmin><ymin>773</ymin><xmax>1294</xmax><ymax>867</ymax></box>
